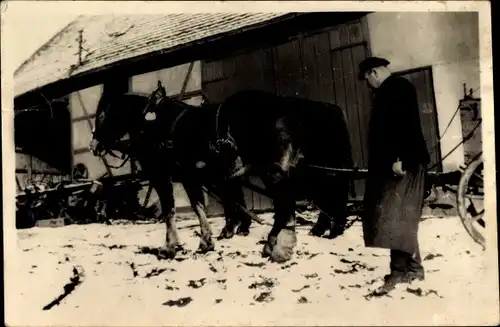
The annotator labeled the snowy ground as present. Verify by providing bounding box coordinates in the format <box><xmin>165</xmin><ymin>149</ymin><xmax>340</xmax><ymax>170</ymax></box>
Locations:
<box><xmin>6</xmin><ymin>213</ymin><xmax>500</xmax><ymax>326</ymax></box>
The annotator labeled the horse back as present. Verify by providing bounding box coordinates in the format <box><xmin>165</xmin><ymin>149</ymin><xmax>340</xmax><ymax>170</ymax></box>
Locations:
<box><xmin>221</xmin><ymin>90</ymin><xmax>352</xmax><ymax>168</ymax></box>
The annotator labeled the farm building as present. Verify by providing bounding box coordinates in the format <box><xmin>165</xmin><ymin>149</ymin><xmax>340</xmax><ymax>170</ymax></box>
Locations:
<box><xmin>14</xmin><ymin>12</ymin><xmax>481</xmax><ymax>214</ymax></box>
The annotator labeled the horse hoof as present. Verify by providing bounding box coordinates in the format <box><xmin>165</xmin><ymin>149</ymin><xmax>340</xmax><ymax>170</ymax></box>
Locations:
<box><xmin>236</xmin><ymin>226</ymin><xmax>250</xmax><ymax>237</ymax></box>
<box><xmin>217</xmin><ymin>227</ymin><xmax>234</xmax><ymax>240</ymax></box>
<box><xmin>270</xmin><ymin>229</ymin><xmax>296</xmax><ymax>263</ymax></box>
<box><xmin>159</xmin><ymin>246</ymin><xmax>177</xmax><ymax>260</ymax></box>
<box><xmin>262</xmin><ymin>242</ymin><xmax>273</xmax><ymax>258</ymax></box>
<box><xmin>197</xmin><ymin>239</ymin><xmax>215</xmax><ymax>254</ymax></box>
<box><xmin>309</xmin><ymin>224</ymin><xmax>327</xmax><ymax>237</ymax></box>
<box><xmin>328</xmin><ymin>228</ymin><xmax>345</xmax><ymax>239</ymax></box>
<box><xmin>309</xmin><ymin>229</ymin><xmax>324</xmax><ymax>237</ymax></box>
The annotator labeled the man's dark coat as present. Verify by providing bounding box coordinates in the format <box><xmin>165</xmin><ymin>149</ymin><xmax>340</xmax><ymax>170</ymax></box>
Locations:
<box><xmin>362</xmin><ymin>75</ymin><xmax>430</xmax><ymax>254</ymax></box>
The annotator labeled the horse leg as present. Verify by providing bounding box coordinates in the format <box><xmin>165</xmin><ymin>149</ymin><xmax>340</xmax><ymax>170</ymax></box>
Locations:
<box><xmin>232</xmin><ymin>183</ymin><xmax>250</xmax><ymax>236</ymax></box>
<box><xmin>155</xmin><ymin>180</ymin><xmax>180</xmax><ymax>259</ymax></box>
<box><xmin>261</xmin><ymin>146</ymin><xmax>299</xmax><ymax>262</ymax></box>
<box><xmin>310</xmin><ymin>175</ymin><xmax>349</xmax><ymax>239</ymax></box>
<box><xmin>309</xmin><ymin>179</ymin><xmax>331</xmax><ymax>237</ymax></box>
<box><xmin>216</xmin><ymin>182</ymin><xmax>239</xmax><ymax>240</ymax></box>
<box><xmin>183</xmin><ymin>182</ymin><xmax>215</xmax><ymax>253</ymax></box>
<box><xmin>261</xmin><ymin>176</ymin><xmax>297</xmax><ymax>263</ymax></box>
<box><xmin>327</xmin><ymin>176</ymin><xmax>350</xmax><ymax>239</ymax></box>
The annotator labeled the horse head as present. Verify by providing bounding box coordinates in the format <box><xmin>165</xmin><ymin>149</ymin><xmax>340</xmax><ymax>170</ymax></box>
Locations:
<box><xmin>89</xmin><ymin>88</ymin><xmax>150</xmax><ymax>157</ymax></box>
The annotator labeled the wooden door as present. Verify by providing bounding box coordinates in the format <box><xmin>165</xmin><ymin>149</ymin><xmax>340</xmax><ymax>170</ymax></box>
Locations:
<box><xmin>396</xmin><ymin>68</ymin><xmax>442</xmax><ymax>172</ymax></box>
<box><xmin>328</xmin><ymin>21</ymin><xmax>372</xmax><ymax>197</ymax></box>
<box><xmin>300</xmin><ymin>32</ymin><xmax>336</xmax><ymax>104</ymax></box>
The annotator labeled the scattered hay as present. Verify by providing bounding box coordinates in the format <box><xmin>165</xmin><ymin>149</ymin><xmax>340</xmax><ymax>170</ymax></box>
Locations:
<box><xmin>129</xmin><ymin>263</ymin><xmax>138</xmax><ymax>277</ymax></box>
<box><xmin>187</xmin><ymin>278</ymin><xmax>207</xmax><ymax>289</ymax></box>
<box><xmin>42</xmin><ymin>266</ymin><xmax>84</xmax><ymax>311</ymax></box>
<box><xmin>292</xmin><ymin>285</ymin><xmax>310</xmax><ymax>293</ymax></box>
<box><xmin>254</xmin><ymin>292</ymin><xmax>273</xmax><ymax>303</ymax></box>
<box><xmin>249</xmin><ymin>277</ymin><xmax>276</xmax><ymax>290</ymax></box>
<box><xmin>281</xmin><ymin>262</ymin><xmax>298</xmax><ymax>270</ymax></box>
<box><xmin>406</xmin><ymin>287</ymin><xmax>443</xmax><ymax>298</ymax></box>
<box><xmin>423</xmin><ymin>253</ymin><xmax>443</xmax><ymax>261</ymax></box>
<box><xmin>162</xmin><ymin>297</ymin><xmax>193</xmax><ymax>307</ymax></box>
<box><xmin>241</xmin><ymin>261</ymin><xmax>266</xmax><ymax>268</ymax></box>
<box><xmin>144</xmin><ymin>268</ymin><xmax>168</xmax><ymax>278</ymax></box>
<box><xmin>304</xmin><ymin>273</ymin><xmax>318</xmax><ymax>279</ymax></box>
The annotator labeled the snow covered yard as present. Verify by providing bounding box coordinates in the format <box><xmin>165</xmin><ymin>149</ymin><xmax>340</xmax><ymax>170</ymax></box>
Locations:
<box><xmin>6</xmin><ymin>213</ymin><xmax>499</xmax><ymax>326</ymax></box>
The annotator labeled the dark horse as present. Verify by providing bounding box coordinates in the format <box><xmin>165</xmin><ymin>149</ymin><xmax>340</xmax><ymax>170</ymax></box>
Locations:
<box><xmin>90</xmin><ymin>82</ymin><xmax>352</xmax><ymax>263</ymax></box>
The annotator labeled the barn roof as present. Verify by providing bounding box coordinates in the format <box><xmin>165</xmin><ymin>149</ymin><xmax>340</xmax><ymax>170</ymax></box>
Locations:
<box><xmin>14</xmin><ymin>13</ymin><xmax>292</xmax><ymax>98</ymax></box>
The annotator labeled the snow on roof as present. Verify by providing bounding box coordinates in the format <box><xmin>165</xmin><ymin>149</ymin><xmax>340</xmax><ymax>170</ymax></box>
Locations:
<box><xmin>14</xmin><ymin>13</ymin><xmax>290</xmax><ymax>97</ymax></box>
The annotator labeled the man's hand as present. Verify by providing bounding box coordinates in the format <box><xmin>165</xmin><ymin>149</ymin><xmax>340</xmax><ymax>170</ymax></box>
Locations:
<box><xmin>392</xmin><ymin>160</ymin><xmax>406</xmax><ymax>176</ymax></box>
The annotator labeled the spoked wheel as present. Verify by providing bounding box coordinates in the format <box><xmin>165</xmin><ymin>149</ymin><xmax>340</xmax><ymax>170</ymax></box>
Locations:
<box><xmin>457</xmin><ymin>153</ymin><xmax>485</xmax><ymax>249</ymax></box>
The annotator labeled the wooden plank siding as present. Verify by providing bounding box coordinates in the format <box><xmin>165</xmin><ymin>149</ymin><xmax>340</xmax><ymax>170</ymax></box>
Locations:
<box><xmin>274</xmin><ymin>39</ymin><xmax>306</xmax><ymax>98</ymax></box>
<box><xmin>328</xmin><ymin>21</ymin><xmax>372</xmax><ymax>197</ymax></box>
<box><xmin>395</xmin><ymin>67</ymin><xmax>442</xmax><ymax>172</ymax></box>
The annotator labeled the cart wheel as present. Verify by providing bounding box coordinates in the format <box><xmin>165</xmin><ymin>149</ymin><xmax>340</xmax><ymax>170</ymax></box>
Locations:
<box><xmin>457</xmin><ymin>154</ymin><xmax>485</xmax><ymax>249</ymax></box>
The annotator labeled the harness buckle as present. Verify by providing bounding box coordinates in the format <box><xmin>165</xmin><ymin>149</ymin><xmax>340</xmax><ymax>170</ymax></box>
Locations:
<box><xmin>166</xmin><ymin>140</ymin><xmax>174</xmax><ymax>149</ymax></box>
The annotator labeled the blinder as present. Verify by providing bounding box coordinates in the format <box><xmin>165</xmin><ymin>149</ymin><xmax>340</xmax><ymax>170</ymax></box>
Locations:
<box><xmin>142</xmin><ymin>80</ymin><xmax>167</xmax><ymax>117</ymax></box>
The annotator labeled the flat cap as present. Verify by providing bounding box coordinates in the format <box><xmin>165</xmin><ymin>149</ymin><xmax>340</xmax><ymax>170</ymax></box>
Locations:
<box><xmin>357</xmin><ymin>57</ymin><xmax>390</xmax><ymax>80</ymax></box>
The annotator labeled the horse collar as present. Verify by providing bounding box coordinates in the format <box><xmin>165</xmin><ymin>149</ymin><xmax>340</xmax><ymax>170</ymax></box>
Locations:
<box><xmin>165</xmin><ymin>107</ymin><xmax>188</xmax><ymax>150</ymax></box>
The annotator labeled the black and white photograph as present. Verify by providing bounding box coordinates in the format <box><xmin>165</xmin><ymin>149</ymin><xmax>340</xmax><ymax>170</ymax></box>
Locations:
<box><xmin>2</xmin><ymin>1</ymin><xmax>498</xmax><ymax>326</ymax></box>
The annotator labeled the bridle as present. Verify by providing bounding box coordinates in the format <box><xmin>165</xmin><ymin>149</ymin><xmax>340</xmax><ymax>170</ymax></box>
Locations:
<box><xmin>141</xmin><ymin>80</ymin><xmax>189</xmax><ymax>151</ymax></box>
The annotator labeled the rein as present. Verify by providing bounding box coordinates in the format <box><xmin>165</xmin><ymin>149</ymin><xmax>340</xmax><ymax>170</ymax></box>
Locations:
<box><xmin>212</xmin><ymin>102</ymin><xmax>238</xmax><ymax>154</ymax></box>
<box><xmin>94</xmin><ymin>81</ymin><xmax>189</xmax><ymax>169</ymax></box>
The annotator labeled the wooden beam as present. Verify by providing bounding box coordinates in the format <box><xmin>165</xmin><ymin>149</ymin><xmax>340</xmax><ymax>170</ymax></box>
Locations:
<box><xmin>329</xmin><ymin>41</ymin><xmax>367</xmax><ymax>53</ymax></box>
<box><xmin>72</xmin><ymin>113</ymin><xmax>96</xmax><ymax>123</ymax></box>
<box><xmin>178</xmin><ymin>61</ymin><xmax>195</xmax><ymax>100</ymax></box>
<box><xmin>15</xmin><ymin>176</ymin><xmax>22</xmax><ymax>191</ymax></box>
<box><xmin>74</xmin><ymin>147</ymin><xmax>91</xmax><ymax>155</ymax></box>
<box><xmin>16</xmin><ymin>168</ymin><xmax>68</xmax><ymax>175</ymax></box>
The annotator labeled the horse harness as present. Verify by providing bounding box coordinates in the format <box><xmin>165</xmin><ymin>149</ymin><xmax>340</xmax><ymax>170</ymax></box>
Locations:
<box><xmin>141</xmin><ymin>81</ymin><xmax>189</xmax><ymax>153</ymax></box>
<box><xmin>212</xmin><ymin>102</ymin><xmax>238</xmax><ymax>154</ymax></box>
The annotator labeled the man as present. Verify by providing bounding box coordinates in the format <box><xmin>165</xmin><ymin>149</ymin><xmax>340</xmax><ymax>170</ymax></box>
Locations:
<box><xmin>358</xmin><ymin>57</ymin><xmax>430</xmax><ymax>294</ymax></box>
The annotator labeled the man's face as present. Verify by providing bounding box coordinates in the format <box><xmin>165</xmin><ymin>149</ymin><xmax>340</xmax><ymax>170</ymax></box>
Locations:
<box><xmin>364</xmin><ymin>69</ymin><xmax>380</xmax><ymax>89</ymax></box>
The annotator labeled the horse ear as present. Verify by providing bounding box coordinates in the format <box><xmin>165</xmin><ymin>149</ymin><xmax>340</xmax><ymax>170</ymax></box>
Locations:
<box><xmin>157</xmin><ymin>80</ymin><xmax>167</xmax><ymax>98</ymax></box>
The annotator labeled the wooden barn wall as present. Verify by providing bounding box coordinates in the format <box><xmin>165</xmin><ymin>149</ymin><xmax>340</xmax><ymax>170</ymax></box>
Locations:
<box><xmin>130</xmin><ymin>61</ymin><xmax>202</xmax><ymax>99</ymax></box>
<box><xmin>394</xmin><ymin>67</ymin><xmax>442</xmax><ymax>172</ymax></box>
<box><xmin>202</xmin><ymin>17</ymin><xmax>373</xmax><ymax>206</ymax></box>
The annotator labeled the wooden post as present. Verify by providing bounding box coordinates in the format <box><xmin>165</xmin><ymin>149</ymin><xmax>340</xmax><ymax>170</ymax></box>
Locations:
<box><xmin>28</xmin><ymin>154</ymin><xmax>33</xmax><ymax>183</ymax></box>
<box><xmin>75</xmin><ymin>91</ymin><xmax>114</xmax><ymax>177</ymax></box>
<box><xmin>178</xmin><ymin>62</ymin><xmax>195</xmax><ymax>101</ymax></box>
